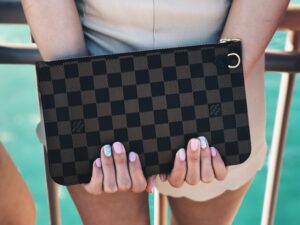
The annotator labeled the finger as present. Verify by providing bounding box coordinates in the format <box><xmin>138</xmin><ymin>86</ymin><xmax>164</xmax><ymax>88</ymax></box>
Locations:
<box><xmin>112</xmin><ymin>142</ymin><xmax>132</xmax><ymax>191</ymax></box>
<box><xmin>146</xmin><ymin>175</ymin><xmax>157</xmax><ymax>193</ymax></box>
<box><xmin>101</xmin><ymin>144</ymin><xmax>118</xmax><ymax>193</ymax></box>
<box><xmin>82</xmin><ymin>158</ymin><xmax>103</xmax><ymax>195</ymax></box>
<box><xmin>199</xmin><ymin>136</ymin><xmax>214</xmax><ymax>183</ymax></box>
<box><xmin>185</xmin><ymin>138</ymin><xmax>201</xmax><ymax>185</ymax></box>
<box><xmin>168</xmin><ymin>148</ymin><xmax>187</xmax><ymax>188</ymax></box>
<box><xmin>211</xmin><ymin>147</ymin><xmax>228</xmax><ymax>181</ymax></box>
<box><xmin>159</xmin><ymin>174</ymin><xmax>167</xmax><ymax>182</ymax></box>
<box><xmin>128</xmin><ymin>152</ymin><xmax>147</xmax><ymax>193</ymax></box>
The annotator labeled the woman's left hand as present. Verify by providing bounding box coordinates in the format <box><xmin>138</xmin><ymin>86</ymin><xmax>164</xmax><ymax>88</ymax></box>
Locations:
<box><xmin>158</xmin><ymin>136</ymin><xmax>228</xmax><ymax>188</ymax></box>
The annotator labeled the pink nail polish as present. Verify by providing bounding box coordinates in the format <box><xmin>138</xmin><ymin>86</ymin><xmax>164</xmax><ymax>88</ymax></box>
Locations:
<box><xmin>211</xmin><ymin>147</ymin><xmax>217</xmax><ymax>158</ymax></box>
<box><xmin>191</xmin><ymin>139</ymin><xmax>199</xmax><ymax>151</ymax></box>
<box><xmin>113</xmin><ymin>142</ymin><xmax>122</xmax><ymax>154</ymax></box>
<box><xmin>95</xmin><ymin>158</ymin><xmax>101</xmax><ymax>168</ymax></box>
<box><xmin>160</xmin><ymin>174</ymin><xmax>167</xmax><ymax>182</ymax></box>
<box><xmin>178</xmin><ymin>148</ymin><xmax>186</xmax><ymax>161</ymax></box>
<box><xmin>129</xmin><ymin>152</ymin><xmax>136</xmax><ymax>162</ymax></box>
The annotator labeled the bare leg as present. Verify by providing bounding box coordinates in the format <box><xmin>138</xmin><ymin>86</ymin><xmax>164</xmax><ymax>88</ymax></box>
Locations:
<box><xmin>0</xmin><ymin>143</ymin><xmax>36</xmax><ymax>225</ymax></box>
<box><xmin>168</xmin><ymin>178</ymin><xmax>253</xmax><ymax>225</ymax></box>
<box><xmin>68</xmin><ymin>185</ymin><xmax>150</xmax><ymax>225</ymax></box>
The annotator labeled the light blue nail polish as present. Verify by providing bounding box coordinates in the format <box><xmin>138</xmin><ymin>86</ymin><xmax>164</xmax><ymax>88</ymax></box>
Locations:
<box><xmin>199</xmin><ymin>136</ymin><xmax>207</xmax><ymax>149</ymax></box>
<box><xmin>103</xmin><ymin>145</ymin><xmax>111</xmax><ymax>157</ymax></box>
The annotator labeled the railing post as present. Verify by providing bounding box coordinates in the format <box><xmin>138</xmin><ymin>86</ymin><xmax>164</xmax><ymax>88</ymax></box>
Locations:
<box><xmin>261</xmin><ymin>31</ymin><xmax>298</xmax><ymax>225</ymax></box>
<box><xmin>154</xmin><ymin>189</ymin><xmax>168</xmax><ymax>225</ymax></box>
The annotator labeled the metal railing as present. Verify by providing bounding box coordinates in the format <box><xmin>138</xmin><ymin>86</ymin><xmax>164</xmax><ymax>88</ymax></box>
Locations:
<box><xmin>0</xmin><ymin>1</ymin><xmax>298</xmax><ymax>225</ymax></box>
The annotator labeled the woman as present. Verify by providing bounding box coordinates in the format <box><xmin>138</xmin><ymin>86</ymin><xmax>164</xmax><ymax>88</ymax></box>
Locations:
<box><xmin>22</xmin><ymin>0</ymin><xmax>289</xmax><ymax>224</ymax></box>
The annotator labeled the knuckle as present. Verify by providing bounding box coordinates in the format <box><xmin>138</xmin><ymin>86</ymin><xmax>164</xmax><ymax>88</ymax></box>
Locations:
<box><xmin>188</xmin><ymin>152</ymin><xmax>199</xmax><ymax>161</ymax></box>
<box><xmin>201</xmin><ymin>168</ymin><xmax>215</xmax><ymax>183</ymax></box>
<box><xmin>132</xmin><ymin>186</ymin><xmax>145</xmax><ymax>193</ymax></box>
<box><xmin>216</xmin><ymin>175</ymin><xmax>225</xmax><ymax>181</ymax></box>
<box><xmin>169</xmin><ymin>179</ymin><xmax>183</xmax><ymax>188</ymax></box>
<box><xmin>185</xmin><ymin>176</ymin><xmax>199</xmax><ymax>185</ymax></box>
<box><xmin>118</xmin><ymin>180</ymin><xmax>132</xmax><ymax>191</ymax></box>
<box><xmin>84</xmin><ymin>185</ymin><xmax>101</xmax><ymax>195</ymax></box>
<box><xmin>202</xmin><ymin>175</ymin><xmax>214</xmax><ymax>183</ymax></box>
<box><xmin>132</xmin><ymin>181</ymin><xmax>147</xmax><ymax>193</ymax></box>
<box><xmin>130</xmin><ymin>167</ymin><xmax>144</xmax><ymax>178</ymax></box>
<box><xmin>89</xmin><ymin>189</ymin><xmax>102</xmax><ymax>195</ymax></box>
<box><xmin>216</xmin><ymin>170</ymin><xmax>228</xmax><ymax>181</ymax></box>
<box><xmin>201</xmin><ymin>149</ymin><xmax>211</xmax><ymax>159</ymax></box>
<box><xmin>104</xmin><ymin>183</ymin><xmax>118</xmax><ymax>193</ymax></box>
<box><xmin>115</xmin><ymin>155</ymin><xmax>127</xmax><ymax>164</ymax></box>
<box><xmin>101</xmin><ymin>158</ymin><xmax>114</xmax><ymax>166</ymax></box>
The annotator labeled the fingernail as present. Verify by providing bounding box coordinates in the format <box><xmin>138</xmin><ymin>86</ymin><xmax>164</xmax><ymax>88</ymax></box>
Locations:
<box><xmin>95</xmin><ymin>158</ymin><xmax>101</xmax><ymax>168</ymax></box>
<box><xmin>199</xmin><ymin>136</ymin><xmax>207</xmax><ymax>149</ymax></box>
<box><xmin>129</xmin><ymin>152</ymin><xmax>136</xmax><ymax>162</ymax></box>
<box><xmin>159</xmin><ymin>174</ymin><xmax>167</xmax><ymax>182</ymax></box>
<box><xmin>211</xmin><ymin>147</ymin><xmax>217</xmax><ymax>157</ymax></box>
<box><xmin>191</xmin><ymin>138</ymin><xmax>199</xmax><ymax>151</ymax></box>
<box><xmin>178</xmin><ymin>148</ymin><xmax>186</xmax><ymax>161</ymax></box>
<box><xmin>103</xmin><ymin>144</ymin><xmax>112</xmax><ymax>157</ymax></box>
<box><xmin>113</xmin><ymin>142</ymin><xmax>122</xmax><ymax>154</ymax></box>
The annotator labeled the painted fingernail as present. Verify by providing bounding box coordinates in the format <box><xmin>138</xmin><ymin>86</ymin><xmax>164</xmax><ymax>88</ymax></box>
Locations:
<box><xmin>199</xmin><ymin>136</ymin><xmax>208</xmax><ymax>149</ymax></box>
<box><xmin>113</xmin><ymin>142</ymin><xmax>123</xmax><ymax>154</ymax></box>
<box><xmin>178</xmin><ymin>148</ymin><xmax>186</xmax><ymax>161</ymax></box>
<box><xmin>211</xmin><ymin>147</ymin><xmax>217</xmax><ymax>158</ymax></box>
<box><xmin>160</xmin><ymin>174</ymin><xmax>167</xmax><ymax>182</ymax></box>
<box><xmin>129</xmin><ymin>152</ymin><xmax>136</xmax><ymax>162</ymax></box>
<box><xmin>95</xmin><ymin>158</ymin><xmax>101</xmax><ymax>168</ymax></box>
<box><xmin>191</xmin><ymin>138</ymin><xmax>199</xmax><ymax>151</ymax></box>
<box><xmin>103</xmin><ymin>145</ymin><xmax>112</xmax><ymax>157</ymax></box>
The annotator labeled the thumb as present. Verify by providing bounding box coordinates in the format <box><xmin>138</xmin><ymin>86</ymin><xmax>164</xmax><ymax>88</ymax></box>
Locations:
<box><xmin>146</xmin><ymin>175</ymin><xmax>157</xmax><ymax>193</ymax></box>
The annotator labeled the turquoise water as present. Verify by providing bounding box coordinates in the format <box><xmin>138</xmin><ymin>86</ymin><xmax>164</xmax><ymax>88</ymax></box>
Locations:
<box><xmin>0</xmin><ymin>16</ymin><xmax>300</xmax><ymax>225</ymax></box>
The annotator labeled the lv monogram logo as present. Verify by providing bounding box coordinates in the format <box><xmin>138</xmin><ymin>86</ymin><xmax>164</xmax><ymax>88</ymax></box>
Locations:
<box><xmin>71</xmin><ymin>119</ymin><xmax>84</xmax><ymax>133</ymax></box>
<box><xmin>209</xmin><ymin>103</ymin><xmax>222</xmax><ymax>117</ymax></box>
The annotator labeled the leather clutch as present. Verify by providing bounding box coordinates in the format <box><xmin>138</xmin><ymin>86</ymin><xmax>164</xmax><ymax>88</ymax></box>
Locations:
<box><xmin>35</xmin><ymin>40</ymin><xmax>251</xmax><ymax>185</ymax></box>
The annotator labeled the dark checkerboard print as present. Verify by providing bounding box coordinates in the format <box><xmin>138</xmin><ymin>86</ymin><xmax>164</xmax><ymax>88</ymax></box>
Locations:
<box><xmin>36</xmin><ymin>41</ymin><xmax>251</xmax><ymax>185</ymax></box>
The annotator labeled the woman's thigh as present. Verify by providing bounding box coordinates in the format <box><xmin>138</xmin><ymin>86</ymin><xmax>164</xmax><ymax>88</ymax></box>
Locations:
<box><xmin>168</xmin><ymin>178</ymin><xmax>253</xmax><ymax>225</ymax></box>
<box><xmin>0</xmin><ymin>143</ymin><xmax>36</xmax><ymax>225</ymax></box>
<box><xmin>68</xmin><ymin>185</ymin><xmax>150</xmax><ymax>225</ymax></box>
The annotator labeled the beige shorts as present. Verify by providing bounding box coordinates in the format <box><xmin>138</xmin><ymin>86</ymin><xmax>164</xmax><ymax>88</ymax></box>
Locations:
<box><xmin>36</xmin><ymin>0</ymin><xmax>268</xmax><ymax>202</ymax></box>
<box><xmin>154</xmin><ymin>55</ymin><xmax>268</xmax><ymax>201</ymax></box>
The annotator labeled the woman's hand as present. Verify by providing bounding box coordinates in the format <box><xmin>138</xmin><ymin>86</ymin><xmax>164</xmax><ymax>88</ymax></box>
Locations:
<box><xmin>83</xmin><ymin>137</ymin><xmax>228</xmax><ymax>194</ymax></box>
<box><xmin>160</xmin><ymin>136</ymin><xmax>228</xmax><ymax>187</ymax></box>
<box><xmin>83</xmin><ymin>142</ymin><xmax>148</xmax><ymax>195</ymax></box>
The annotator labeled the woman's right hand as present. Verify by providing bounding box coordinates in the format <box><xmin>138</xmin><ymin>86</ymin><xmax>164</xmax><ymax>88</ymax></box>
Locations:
<box><xmin>82</xmin><ymin>142</ymin><xmax>148</xmax><ymax>195</ymax></box>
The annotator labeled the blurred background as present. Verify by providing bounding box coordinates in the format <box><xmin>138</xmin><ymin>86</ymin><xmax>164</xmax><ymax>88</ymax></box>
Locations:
<box><xmin>0</xmin><ymin>1</ymin><xmax>299</xmax><ymax>225</ymax></box>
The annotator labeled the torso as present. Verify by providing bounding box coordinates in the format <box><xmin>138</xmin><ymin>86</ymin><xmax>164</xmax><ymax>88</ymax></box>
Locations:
<box><xmin>75</xmin><ymin>0</ymin><xmax>232</xmax><ymax>54</ymax></box>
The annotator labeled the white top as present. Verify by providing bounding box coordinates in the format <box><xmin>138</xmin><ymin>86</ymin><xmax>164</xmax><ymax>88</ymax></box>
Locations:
<box><xmin>69</xmin><ymin>0</ymin><xmax>267</xmax><ymax>201</ymax></box>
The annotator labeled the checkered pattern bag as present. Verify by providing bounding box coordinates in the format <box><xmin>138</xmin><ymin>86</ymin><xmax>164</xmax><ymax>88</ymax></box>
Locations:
<box><xmin>35</xmin><ymin>40</ymin><xmax>251</xmax><ymax>185</ymax></box>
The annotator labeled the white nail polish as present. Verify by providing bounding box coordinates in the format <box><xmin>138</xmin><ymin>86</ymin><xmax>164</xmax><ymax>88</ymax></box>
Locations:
<box><xmin>199</xmin><ymin>136</ymin><xmax>207</xmax><ymax>149</ymax></box>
